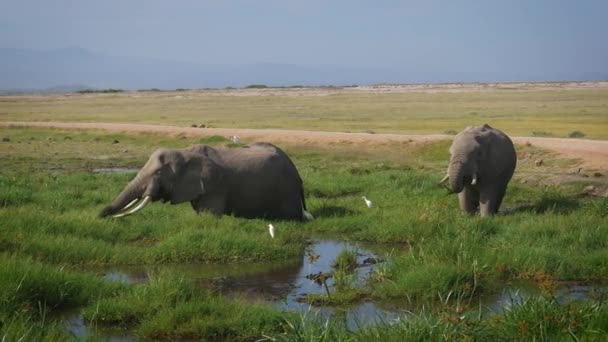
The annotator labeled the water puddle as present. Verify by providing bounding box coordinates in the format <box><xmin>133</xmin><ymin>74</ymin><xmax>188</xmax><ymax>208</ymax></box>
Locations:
<box><xmin>92</xmin><ymin>167</ymin><xmax>139</xmax><ymax>173</ymax></box>
<box><xmin>67</xmin><ymin>240</ymin><xmax>607</xmax><ymax>335</ymax></box>
<box><xmin>554</xmin><ymin>281</ymin><xmax>608</xmax><ymax>303</ymax></box>
<box><xmin>58</xmin><ymin>309</ymin><xmax>135</xmax><ymax>342</ymax></box>
<box><xmin>485</xmin><ymin>280</ymin><xmax>608</xmax><ymax>314</ymax></box>
<box><xmin>209</xmin><ymin>240</ymin><xmax>404</xmax><ymax>328</ymax></box>
<box><xmin>81</xmin><ymin>240</ymin><xmax>403</xmax><ymax>329</ymax></box>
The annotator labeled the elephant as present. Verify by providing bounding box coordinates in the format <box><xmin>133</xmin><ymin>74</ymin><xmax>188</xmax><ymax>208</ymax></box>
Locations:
<box><xmin>99</xmin><ymin>142</ymin><xmax>311</xmax><ymax>221</ymax></box>
<box><xmin>440</xmin><ymin>124</ymin><xmax>516</xmax><ymax>216</ymax></box>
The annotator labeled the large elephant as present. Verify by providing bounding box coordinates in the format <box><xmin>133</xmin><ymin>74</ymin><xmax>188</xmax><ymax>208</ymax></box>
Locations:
<box><xmin>440</xmin><ymin>124</ymin><xmax>516</xmax><ymax>216</ymax></box>
<box><xmin>100</xmin><ymin>142</ymin><xmax>309</xmax><ymax>220</ymax></box>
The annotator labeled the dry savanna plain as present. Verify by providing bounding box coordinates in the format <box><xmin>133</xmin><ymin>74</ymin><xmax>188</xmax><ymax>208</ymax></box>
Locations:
<box><xmin>1</xmin><ymin>82</ymin><xmax>608</xmax><ymax>340</ymax></box>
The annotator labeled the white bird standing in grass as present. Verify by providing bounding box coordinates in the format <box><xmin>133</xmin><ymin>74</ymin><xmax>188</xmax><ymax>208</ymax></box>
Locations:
<box><xmin>230</xmin><ymin>135</ymin><xmax>240</xmax><ymax>144</ymax></box>
<box><xmin>362</xmin><ymin>196</ymin><xmax>373</xmax><ymax>208</ymax></box>
<box><xmin>268</xmin><ymin>223</ymin><xmax>276</xmax><ymax>238</ymax></box>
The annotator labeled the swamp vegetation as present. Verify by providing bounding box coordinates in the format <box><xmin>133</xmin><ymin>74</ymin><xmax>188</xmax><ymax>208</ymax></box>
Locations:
<box><xmin>1</xmin><ymin>127</ymin><xmax>607</xmax><ymax>341</ymax></box>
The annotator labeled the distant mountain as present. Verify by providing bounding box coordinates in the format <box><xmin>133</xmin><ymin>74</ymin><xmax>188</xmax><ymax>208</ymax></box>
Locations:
<box><xmin>0</xmin><ymin>47</ymin><xmax>606</xmax><ymax>92</ymax></box>
<box><xmin>0</xmin><ymin>84</ymin><xmax>94</xmax><ymax>94</ymax></box>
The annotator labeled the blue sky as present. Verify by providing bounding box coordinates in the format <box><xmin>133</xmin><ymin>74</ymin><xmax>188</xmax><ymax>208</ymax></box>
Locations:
<box><xmin>1</xmin><ymin>0</ymin><xmax>607</xmax><ymax>73</ymax></box>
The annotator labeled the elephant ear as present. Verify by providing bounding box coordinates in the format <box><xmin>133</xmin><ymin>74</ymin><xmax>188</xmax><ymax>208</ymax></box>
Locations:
<box><xmin>170</xmin><ymin>156</ymin><xmax>206</xmax><ymax>204</ymax></box>
<box><xmin>474</xmin><ymin>132</ymin><xmax>492</xmax><ymax>161</ymax></box>
<box><xmin>199</xmin><ymin>157</ymin><xmax>224</xmax><ymax>193</ymax></box>
<box><xmin>172</xmin><ymin>146</ymin><xmax>225</xmax><ymax>204</ymax></box>
<box><xmin>193</xmin><ymin>145</ymin><xmax>224</xmax><ymax>193</ymax></box>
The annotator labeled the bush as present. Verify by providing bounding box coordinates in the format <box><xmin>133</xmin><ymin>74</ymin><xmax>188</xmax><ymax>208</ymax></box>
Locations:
<box><xmin>245</xmin><ymin>84</ymin><xmax>268</xmax><ymax>89</ymax></box>
<box><xmin>568</xmin><ymin>131</ymin><xmax>586</xmax><ymax>138</ymax></box>
<box><xmin>77</xmin><ymin>89</ymin><xmax>124</xmax><ymax>94</ymax></box>
<box><xmin>198</xmin><ymin>135</ymin><xmax>228</xmax><ymax>144</ymax></box>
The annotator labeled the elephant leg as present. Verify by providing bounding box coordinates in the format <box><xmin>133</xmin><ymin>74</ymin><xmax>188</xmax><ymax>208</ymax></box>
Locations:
<box><xmin>458</xmin><ymin>186</ymin><xmax>479</xmax><ymax>215</ymax></box>
<box><xmin>479</xmin><ymin>186</ymin><xmax>502</xmax><ymax>217</ymax></box>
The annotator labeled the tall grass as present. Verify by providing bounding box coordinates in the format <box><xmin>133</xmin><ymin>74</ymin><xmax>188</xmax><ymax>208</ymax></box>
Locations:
<box><xmin>85</xmin><ymin>273</ymin><xmax>291</xmax><ymax>340</ymax></box>
<box><xmin>0</xmin><ymin>255</ymin><xmax>123</xmax><ymax>319</ymax></box>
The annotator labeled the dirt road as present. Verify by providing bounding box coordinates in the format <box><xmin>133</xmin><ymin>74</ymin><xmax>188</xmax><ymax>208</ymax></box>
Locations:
<box><xmin>2</xmin><ymin>121</ymin><xmax>608</xmax><ymax>169</ymax></box>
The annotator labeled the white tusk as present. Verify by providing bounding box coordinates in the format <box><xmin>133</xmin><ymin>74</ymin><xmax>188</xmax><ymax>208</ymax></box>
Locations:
<box><xmin>112</xmin><ymin>197</ymin><xmax>144</xmax><ymax>217</ymax></box>
<box><xmin>112</xmin><ymin>211</ymin><xmax>131</xmax><ymax>218</ymax></box>
<box><xmin>439</xmin><ymin>174</ymin><xmax>449</xmax><ymax>184</ymax></box>
<box><xmin>200</xmin><ymin>179</ymin><xmax>205</xmax><ymax>193</ymax></box>
<box><xmin>112</xmin><ymin>196</ymin><xmax>151</xmax><ymax>218</ymax></box>
<box><xmin>471</xmin><ymin>175</ymin><xmax>478</xmax><ymax>185</ymax></box>
<box><xmin>122</xmin><ymin>198</ymin><xmax>141</xmax><ymax>211</ymax></box>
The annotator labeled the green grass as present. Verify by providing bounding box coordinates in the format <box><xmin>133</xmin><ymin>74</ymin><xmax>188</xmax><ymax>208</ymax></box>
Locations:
<box><xmin>1</xmin><ymin>314</ymin><xmax>70</xmax><ymax>342</ymax></box>
<box><xmin>274</xmin><ymin>297</ymin><xmax>608</xmax><ymax>341</ymax></box>
<box><xmin>2</xmin><ymin>86</ymin><xmax>608</xmax><ymax>138</ymax></box>
<box><xmin>0</xmin><ymin>255</ymin><xmax>123</xmax><ymax>317</ymax></box>
<box><xmin>1</xmin><ymin>127</ymin><xmax>607</xmax><ymax>340</ymax></box>
<box><xmin>84</xmin><ymin>273</ymin><xmax>291</xmax><ymax>340</ymax></box>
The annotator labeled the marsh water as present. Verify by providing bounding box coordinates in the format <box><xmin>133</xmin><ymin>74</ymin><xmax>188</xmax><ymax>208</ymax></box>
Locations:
<box><xmin>62</xmin><ymin>239</ymin><xmax>606</xmax><ymax>339</ymax></box>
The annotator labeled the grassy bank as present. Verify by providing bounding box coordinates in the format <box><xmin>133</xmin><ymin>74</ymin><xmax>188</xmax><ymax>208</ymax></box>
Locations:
<box><xmin>1</xmin><ymin>127</ymin><xmax>607</xmax><ymax>340</ymax></box>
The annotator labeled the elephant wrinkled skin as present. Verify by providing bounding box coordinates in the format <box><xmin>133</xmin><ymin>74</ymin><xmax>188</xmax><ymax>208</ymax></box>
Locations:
<box><xmin>100</xmin><ymin>142</ymin><xmax>308</xmax><ymax>221</ymax></box>
<box><xmin>442</xmin><ymin>124</ymin><xmax>517</xmax><ymax>216</ymax></box>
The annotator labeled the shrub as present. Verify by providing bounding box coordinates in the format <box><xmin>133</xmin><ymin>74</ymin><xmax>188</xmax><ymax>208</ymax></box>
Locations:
<box><xmin>77</xmin><ymin>89</ymin><xmax>124</xmax><ymax>94</ymax></box>
<box><xmin>568</xmin><ymin>131</ymin><xmax>586</xmax><ymax>138</ymax></box>
<box><xmin>198</xmin><ymin>135</ymin><xmax>229</xmax><ymax>144</ymax></box>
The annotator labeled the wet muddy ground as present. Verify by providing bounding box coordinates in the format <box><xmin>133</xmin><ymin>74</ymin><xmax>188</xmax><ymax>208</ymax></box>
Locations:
<box><xmin>60</xmin><ymin>239</ymin><xmax>607</xmax><ymax>339</ymax></box>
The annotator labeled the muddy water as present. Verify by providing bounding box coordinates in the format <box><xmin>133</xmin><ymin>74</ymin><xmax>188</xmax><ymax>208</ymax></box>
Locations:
<box><xmin>65</xmin><ymin>240</ymin><xmax>607</xmax><ymax>336</ymax></box>
<box><xmin>209</xmin><ymin>240</ymin><xmax>405</xmax><ymax>327</ymax></box>
<box><xmin>87</xmin><ymin>240</ymin><xmax>404</xmax><ymax>329</ymax></box>
<box><xmin>486</xmin><ymin>280</ymin><xmax>608</xmax><ymax>314</ymax></box>
<box><xmin>62</xmin><ymin>310</ymin><xmax>135</xmax><ymax>342</ymax></box>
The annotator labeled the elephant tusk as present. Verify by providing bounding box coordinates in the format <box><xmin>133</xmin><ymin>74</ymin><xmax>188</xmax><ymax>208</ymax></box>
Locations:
<box><xmin>471</xmin><ymin>175</ymin><xmax>478</xmax><ymax>185</ymax></box>
<box><xmin>439</xmin><ymin>174</ymin><xmax>449</xmax><ymax>184</ymax></box>
<box><xmin>122</xmin><ymin>198</ymin><xmax>141</xmax><ymax>211</ymax></box>
<box><xmin>112</xmin><ymin>196</ymin><xmax>151</xmax><ymax>218</ymax></box>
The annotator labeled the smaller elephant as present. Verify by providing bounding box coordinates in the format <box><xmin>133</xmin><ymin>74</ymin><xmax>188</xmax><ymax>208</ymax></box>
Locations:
<box><xmin>100</xmin><ymin>142</ymin><xmax>310</xmax><ymax>221</ymax></box>
<box><xmin>440</xmin><ymin>124</ymin><xmax>516</xmax><ymax>216</ymax></box>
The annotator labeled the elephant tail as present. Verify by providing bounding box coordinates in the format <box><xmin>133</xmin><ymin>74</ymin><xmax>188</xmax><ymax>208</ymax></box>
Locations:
<box><xmin>300</xmin><ymin>187</ymin><xmax>308</xmax><ymax>211</ymax></box>
<box><xmin>300</xmin><ymin>187</ymin><xmax>315</xmax><ymax>221</ymax></box>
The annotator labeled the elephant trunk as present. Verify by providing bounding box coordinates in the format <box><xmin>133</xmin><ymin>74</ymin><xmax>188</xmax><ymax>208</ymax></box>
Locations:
<box><xmin>99</xmin><ymin>175</ymin><xmax>147</xmax><ymax>218</ymax></box>
<box><xmin>448</xmin><ymin>156</ymin><xmax>467</xmax><ymax>194</ymax></box>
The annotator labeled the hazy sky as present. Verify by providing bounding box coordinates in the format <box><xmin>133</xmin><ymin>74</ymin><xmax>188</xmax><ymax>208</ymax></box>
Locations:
<box><xmin>1</xmin><ymin>0</ymin><xmax>607</xmax><ymax>73</ymax></box>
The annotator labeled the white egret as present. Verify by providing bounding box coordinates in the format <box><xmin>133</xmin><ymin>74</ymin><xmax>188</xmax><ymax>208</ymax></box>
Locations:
<box><xmin>230</xmin><ymin>135</ymin><xmax>240</xmax><ymax>144</ymax></box>
<box><xmin>268</xmin><ymin>223</ymin><xmax>275</xmax><ymax>238</ymax></box>
<box><xmin>362</xmin><ymin>196</ymin><xmax>373</xmax><ymax>208</ymax></box>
